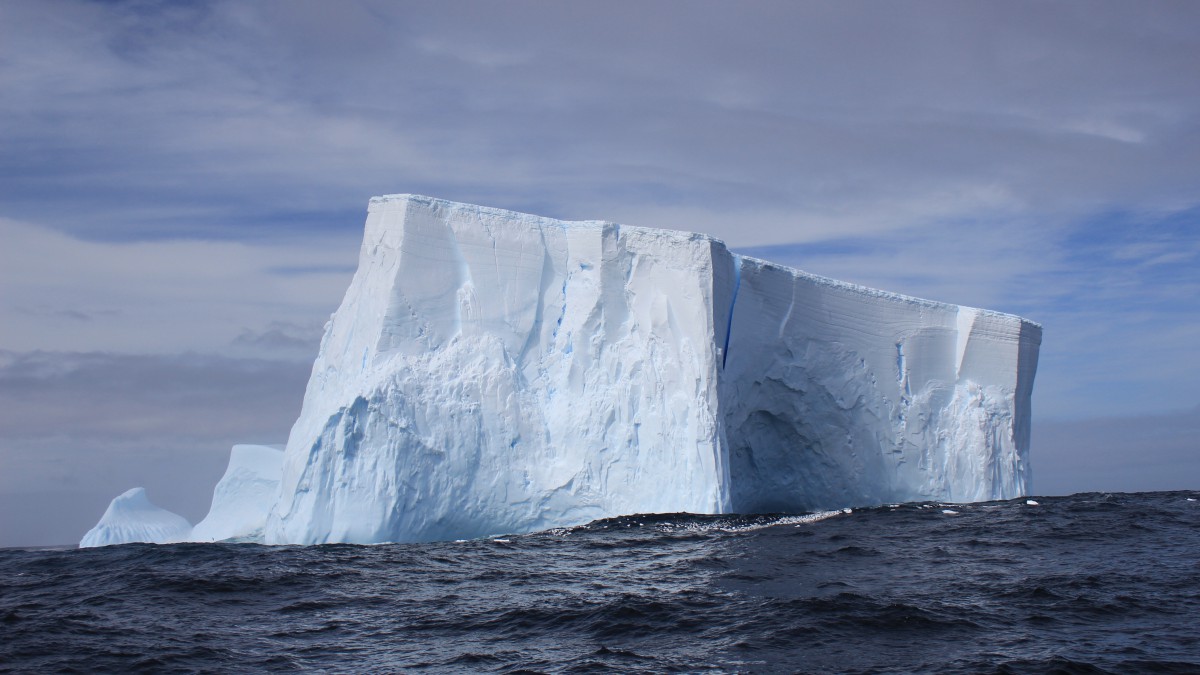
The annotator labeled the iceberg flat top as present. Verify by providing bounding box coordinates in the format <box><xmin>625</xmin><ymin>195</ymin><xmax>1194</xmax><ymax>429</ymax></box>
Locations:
<box><xmin>371</xmin><ymin>194</ymin><xmax>1041</xmax><ymax>330</ymax></box>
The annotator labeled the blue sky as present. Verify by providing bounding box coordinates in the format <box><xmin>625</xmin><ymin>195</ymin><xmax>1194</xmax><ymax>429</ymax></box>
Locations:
<box><xmin>1</xmin><ymin>0</ymin><xmax>1198</xmax><ymax>545</ymax></box>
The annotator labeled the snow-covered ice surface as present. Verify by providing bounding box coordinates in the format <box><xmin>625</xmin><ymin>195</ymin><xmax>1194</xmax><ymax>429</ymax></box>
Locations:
<box><xmin>259</xmin><ymin>195</ymin><xmax>1042</xmax><ymax>545</ymax></box>
<box><xmin>190</xmin><ymin>445</ymin><xmax>284</xmax><ymax>542</ymax></box>
<box><xmin>79</xmin><ymin>488</ymin><xmax>192</xmax><ymax>548</ymax></box>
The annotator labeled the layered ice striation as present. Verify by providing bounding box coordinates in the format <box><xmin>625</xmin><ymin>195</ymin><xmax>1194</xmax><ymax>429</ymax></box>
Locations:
<box><xmin>260</xmin><ymin>195</ymin><xmax>1041</xmax><ymax>544</ymax></box>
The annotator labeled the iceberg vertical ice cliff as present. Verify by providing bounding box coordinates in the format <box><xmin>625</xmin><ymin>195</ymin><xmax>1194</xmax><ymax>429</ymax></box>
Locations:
<box><xmin>190</xmin><ymin>445</ymin><xmax>284</xmax><ymax>542</ymax></box>
<box><xmin>260</xmin><ymin>195</ymin><xmax>1041</xmax><ymax>545</ymax></box>
<box><xmin>720</xmin><ymin>261</ymin><xmax>1041</xmax><ymax>511</ymax></box>
<box><xmin>266</xmin><ymin>196</ymin><xmax>734</xmax><ymax>544</ymax></box>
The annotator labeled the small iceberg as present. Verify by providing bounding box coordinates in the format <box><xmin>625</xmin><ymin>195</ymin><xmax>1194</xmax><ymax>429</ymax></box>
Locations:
<box><xmin>79</xmin><ymin>488</ymin><xmax>192</xmax><ymax>548</ymax></box>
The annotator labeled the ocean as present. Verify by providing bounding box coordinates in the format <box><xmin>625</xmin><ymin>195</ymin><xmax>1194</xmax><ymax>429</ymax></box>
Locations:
<box><xmin>2</xmin><ymin>491</ymin><xmax>1198</xmax><ymax>673</ymax></box>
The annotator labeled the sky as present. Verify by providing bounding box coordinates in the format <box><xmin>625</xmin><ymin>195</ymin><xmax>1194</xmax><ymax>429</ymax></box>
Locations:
<box><xmin>1</xmin><ymin>0</ymin><xmax>1198</xmax><ymax>547</ymax></box>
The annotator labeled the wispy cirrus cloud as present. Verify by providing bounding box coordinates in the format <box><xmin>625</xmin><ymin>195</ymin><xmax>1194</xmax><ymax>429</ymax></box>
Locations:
<box><xmin>2</xmin><ymin>1</ymin><xmax>1197</xmax><ymax>246</ymax></box>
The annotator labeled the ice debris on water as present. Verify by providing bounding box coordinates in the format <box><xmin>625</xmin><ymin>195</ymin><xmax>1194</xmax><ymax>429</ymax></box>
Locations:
<box><xmin>81</xmin><ymin>195</ymin><xmax>1042</xmax><ymax>547</ymax></box>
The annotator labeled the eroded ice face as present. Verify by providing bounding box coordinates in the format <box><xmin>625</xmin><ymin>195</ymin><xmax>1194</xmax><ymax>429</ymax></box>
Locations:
<box><xmin>82</xmin><ymin>195</ymin><xmax>1041</xmax><ymax>547</ymax></box>
<box><xmin>262</xmin><ymin>195</ymin><xmax>1039</xmax><ymax>545</ymax></box>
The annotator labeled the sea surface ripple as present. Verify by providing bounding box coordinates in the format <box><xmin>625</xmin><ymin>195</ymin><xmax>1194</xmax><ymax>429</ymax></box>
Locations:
<box><xmin>2</xmin><ymin>491</ymin><xmax>1199</xmax><ymax>673</ymax></box>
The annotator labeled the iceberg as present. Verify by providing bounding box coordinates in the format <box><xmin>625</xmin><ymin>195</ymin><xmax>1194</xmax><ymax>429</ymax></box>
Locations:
<box><xmin>79</xmin><ymin>488</ymin><xmax>192</xmax><ymax>548</ymax></box>
<box><xmin>190</xmin><ymin>444</ymin><xmax>284</xmax><ymax>542</ymax></box>
<box><xmin>79</xmin><ymin>195</ymin><xmax>1042</xmax><ymax>547</ymax></box>
<box><xmin>263</xmin><ymin>195</ymin><xmax>1041</xmax><ymax>544</ymax></box>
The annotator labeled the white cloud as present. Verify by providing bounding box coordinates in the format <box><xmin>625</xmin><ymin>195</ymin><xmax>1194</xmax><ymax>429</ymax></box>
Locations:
<box><xmin>2</xmin><ymin>1</ymin><xmax>1197</xmax><ymax>246</ymax></box>
<box><xmin>0</xmin><ymin>216</ymin><xmax>356</xmax><ymax>355</ymax></box>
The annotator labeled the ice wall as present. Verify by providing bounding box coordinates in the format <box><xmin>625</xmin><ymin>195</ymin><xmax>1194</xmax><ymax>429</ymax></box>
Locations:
<box><xmin>190</xmin><ymin>445</ymin><xmax>284</xmax><ymax>542</ymax></box>
<box><xmin>721</xmin><ymin>259</ymin><xmax>1041</xmax><ymax>512</ymax></box>
<box><xmin>266</xmin><ymin>196</ymin><xmax>732</xmax><ymax>544</ymax></box>
<box><xmin>263</xmin><ymin>195</ymin><xmax>1042</xmax><ymax>545</ymax></box>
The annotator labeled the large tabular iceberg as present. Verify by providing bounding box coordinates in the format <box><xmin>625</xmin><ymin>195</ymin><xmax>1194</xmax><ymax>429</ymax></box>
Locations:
<box><xmin>81</xmin><ymin>195</ymin><xmax>1041</xmax><ymax>547</ymax></box>
<box><xmin>264</xmin><ymin>195</ymin><xmax>1041</xmax><ymax>544</ymax></box>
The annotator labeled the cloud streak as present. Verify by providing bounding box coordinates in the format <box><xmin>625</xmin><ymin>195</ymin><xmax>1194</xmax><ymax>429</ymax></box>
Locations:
<box><xmin>2</xmin><ymin>1</ymin><xmax>1197</xmax><ymax>245</ymax></box>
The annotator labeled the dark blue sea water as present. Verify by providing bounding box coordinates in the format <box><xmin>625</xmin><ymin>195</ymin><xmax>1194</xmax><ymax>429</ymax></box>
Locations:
<box><xmin>2</xmin><ymin>491</ymin><xmax>1199</xmax><ymax>674</ymax></box>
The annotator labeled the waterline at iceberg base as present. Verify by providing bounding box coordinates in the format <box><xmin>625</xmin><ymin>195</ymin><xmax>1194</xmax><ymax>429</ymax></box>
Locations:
<box><xmin>81</xmin><ymin>195</ymin><xmax>1041</xmax><ymax>547</ymax></box>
